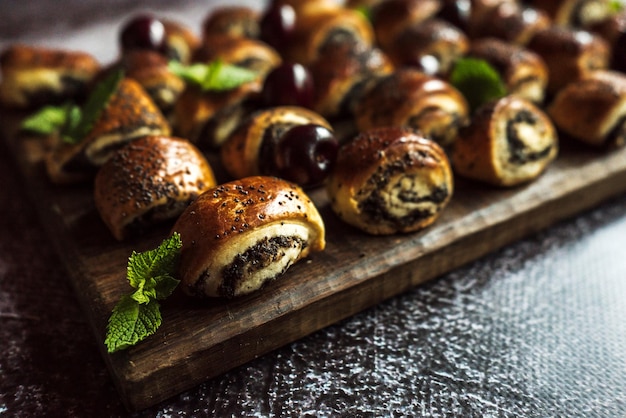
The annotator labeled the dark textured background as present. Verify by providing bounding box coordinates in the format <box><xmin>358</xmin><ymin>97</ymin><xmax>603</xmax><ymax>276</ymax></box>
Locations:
<box><xmin>2</xmin><ymin>1</ymin><xmax>626</xmax><ymax>416</ymax></box>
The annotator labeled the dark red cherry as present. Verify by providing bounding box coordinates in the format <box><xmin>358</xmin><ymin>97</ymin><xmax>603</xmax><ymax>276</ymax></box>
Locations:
<box><xmin>260</xmin><ymin>3</ymin><xmax>297</xmax><ymax>52</ymax></box>
<box><xmin>261</xmin><ymin>63</ymin><xmax>315</xmax><ymax>108</ymax></box>
<box><xmin>120</xmin><ymin>15</ymin><xmax>167</xmax><ymax>54</ymax></box>
<box><xmin>273</xmin><ymin>124</ymin><xmax>339</xmax><ymax>187</ymax></box>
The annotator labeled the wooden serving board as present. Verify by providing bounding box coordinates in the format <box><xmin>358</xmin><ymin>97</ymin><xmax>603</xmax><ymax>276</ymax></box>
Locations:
<box><xmin>3</xmin><ymin>110</ymin><xmax>626</xmax><ymax>411</ymax></box>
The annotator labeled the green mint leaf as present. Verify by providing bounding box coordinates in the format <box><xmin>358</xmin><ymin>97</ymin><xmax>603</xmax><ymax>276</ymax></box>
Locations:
<box><xmin>20</xmin><ymin>105</ymin><xmax>70</xmax><ymax>135</ymax></box>
<box><xmin>609</xmin><ymin>0</ymin><xmax>624</xmax><ymax>13</ymax></box>
<box><xmin>105</xmin><ymin>233</ymin><xmax>182</xmax><ymax>353</ymax></box>
<box><xmin>105</xmin><ymin>295</ymin><xmax>162</xmax><ymax>353</ymax></box>
<box><xmin>60</xmin><ymin>104</ymin><xmax>83</xmax><ymax>144</ymax></box>
<box><xmin>169</xmin><ymin>59</ymin><xmax>258</xmax><ymax>92</ymax></box>
<box><xmin>127</xmin><ymin>233</ymin><xmax>182</xmax><ymax>294</ymax></box>
<box><xmin>449</xmin><ymin>57</ymin><xmax>507</xmax><ymax>112</ymax></box>
<box><xmin>168</xmin><ymin>60</ymin><xmax>209</xmax><ymax>85</ymax></box>
<box><xmin>65</xmin><ymin>68</ymin><xmax>124</xmax><ymax>143</ymax></box>
<box><xmin>354</xmin><ymin>6</ymin><xmax>372</xmax><ymax>22</ymax></box>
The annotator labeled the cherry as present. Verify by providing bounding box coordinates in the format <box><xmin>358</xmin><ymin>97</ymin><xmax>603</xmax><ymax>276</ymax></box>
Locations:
<box><xmin>259</xmin><ymin>3</ymin><xmax>297</xmax><ymax>52</ymax></box>
<box><xmin>120</xmin><ymin>15</ymin><xmax>167</xmax><ymax>54</ymax></box>
<box><xmin>261</xmin><ymin>62</ymin><xmax>315</xmax><ymax>108</ymax></box>
<box><xmin>272</xmin><ymin>124</ymin><xmax>339</xmax><ymax>187</ymax></box>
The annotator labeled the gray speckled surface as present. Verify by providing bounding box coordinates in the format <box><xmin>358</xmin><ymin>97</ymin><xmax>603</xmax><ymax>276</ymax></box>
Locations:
<box><xmin>2</xmin><ymin>1</ymin><xmax>626</xmax><ymax>416</ymax></box>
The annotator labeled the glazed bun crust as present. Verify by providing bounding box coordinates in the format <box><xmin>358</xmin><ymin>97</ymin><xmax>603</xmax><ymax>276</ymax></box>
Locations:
<box><xmin>94</xmin><ymin>135</ymin><xmax>216</xmax><ymax>241</ymax></box>
<box><xmin>173</xmin><ymin>176</ymin><xmax>325</xmax><ymax>298</ymax></box>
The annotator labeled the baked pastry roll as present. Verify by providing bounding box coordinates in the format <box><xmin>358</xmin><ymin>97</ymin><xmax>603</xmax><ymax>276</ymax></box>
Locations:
<box><xmin>0</xmin><ymin>45</ymin><xmax>100</xmax><ymax>109</ymax></box>
<box><xmin>327</xmin><ymin>127</ymin><xmax>453</xmax><ymax>235</ymax></box>
<box><xmin>467</xmin><ymin>38</ymin><xmax>549</xmax><ymax>104</ymax></box>
<box><xmin>282</xmin><ymin>4</ymin><xmax>375</xmax><ymax>65</ymax></box>
<box><xmin>308</xmin><ymin>40</ymin><xmax>394</xmax><ymax>119</ymax></box>
<box><xmin>588</xmin><ymin>12</ymin><xmax>626</xmax><ymax>72</ymax></box>
<box><xmin>172</xmin><ymin>175</ymin><xmax>326</xmax><ymax>298</ymax></box>
<box><xmin>221</xmin><ymin>106</ymin><xmax>332</xmax><ymax>179</ymax></box>
<box><xmin>528</xmin><ymin>27</ymin><xmax>610</xmax><ymax>95</ymax></box>
<box><xmin>202</xmin><ymin>6</ymin><xmax>260</xmax><ymax>39</ymax></box>
<box><xmin>175</xmin><ymin>36</ymin><xmax>281</xmax><ymax>147</ymax></box>
<box><xmin>547</xmin><ymin>70</ymin><xmax>626</xmax><ymax>147</ymax></box>
<box><xmin>94</xmin><ymin>135</ymin><xmax>216</xmax><ymax>241</ymax></box>
<box><xmin>354</xmin><ymin>69</ymin><xmax>469</xmax><ymax>147</ymax></box>
<box><xmin>45</xmin><ymin>77</ymin><xmax>171</xmax><ymax>183</ymax></box>
<box><xmin>119</xmin><ymin>50</ymin><xmax>185</xmax><ymax>114</ymax></box>
<box><xmin>370</xmin><ymin>0</ymin><xmax>442</xmax><ymax>50</ymax></box>
<box><xmin>452</xmin><ymin>96</ymin><xmax>558</xmax><ymax>187</ymax></box>
<box><xmin>528</xmin><ymin>0</ymin><xmax>613</xmax><ymax>28</ymax></box>
<box><xmin>469</xmin><ymin>3</ymin><xmax>551</xmax><ymax>45</ymax></box>
<box><xmin>386</xmin><ymin>18</ymin><xmax>469</xmax><ymax>77</ymax></box>
<box><xmin>162</xmin><ymin>19</ymin><xmax>200</xmax><ymax>64</ymax></box>
<box><xmin>437</xmin><ymin>0</ymin><xmax>517</xmax><ymax>33</ymax></box>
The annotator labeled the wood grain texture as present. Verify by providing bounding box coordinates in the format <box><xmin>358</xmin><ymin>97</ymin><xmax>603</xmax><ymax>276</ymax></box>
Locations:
<box><xmin>3</xmin><ymin>110</ymin><xmax>626</xmax><ymax>410</ymax></box>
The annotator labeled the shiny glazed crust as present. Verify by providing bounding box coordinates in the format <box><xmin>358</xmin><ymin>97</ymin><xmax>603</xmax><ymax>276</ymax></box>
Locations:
<box><xmin>283</xmin><ymin>6</ymin><xmax>374</xmax><ymax>65</ymax></box>
<box><xmin>0</xmin><ymin>44</ymin><xmax>100</xmax><ymax>108</ymax></box>
<box><xmin>370</xmin><ymin>0</ymin><xmax>441</xmax><ymax>50</ymax></box>
<box><xmin>94</xmin><ymin>136</ymin><xmax>216</xmax><ymax>241</ymax></box>
<box><xmin>452</xmin><ymin>96</ymin><xmax>558</xmax><ymax>187</ymax></box>
<box><xmin>327</xmin><ymin>127</ymin><xmax>453</xmax><ymax>235</ymax></box>
<box><xmin>172</xmin><ymin>176</ymin><xmax>325</xmax><ymax>298</ymax></box>
<box><xmin>162</xmin><ymin>19</ymin><xmax>200</xmax><ymax>65</ymax></box>
<box><xmin>220</xmin><ymin>106</ymin><xmax>333</xmax><ymax>179</ymax></box>
<box><xmin>547</xmin><ymin>70</ymin><xmax>626</xmax><ymax>147</ymax></box>
<box><xmin>528</xmin><ymin>27</ymin><xmax>609</xmax><ymax>94</ymax></box>
<box><xmin>354</xmin><ymin>69</ymin><xmax>469</xmax><ymax>147</ymax></box>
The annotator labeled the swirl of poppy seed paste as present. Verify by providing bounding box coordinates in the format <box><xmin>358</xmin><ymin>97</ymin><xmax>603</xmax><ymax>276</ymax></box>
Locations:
<box><xmin>327</xmin><ymin>127</ymin><xmax>454</xmax><ymax>235</ymax></box>
<box><xmin>172</xmin><ymin>176</ymin><xmax>325</xmax><ymax>298</ymax></box>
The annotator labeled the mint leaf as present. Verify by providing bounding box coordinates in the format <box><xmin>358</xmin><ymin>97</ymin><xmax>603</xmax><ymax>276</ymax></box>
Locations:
<box><xmin>20</xmin><ymin>105</ymin><xmax>69</xmax><ymax>135</ymax></box>
<box><xmin>449</xmin><ymin>58</ymin><xmax>507</xmax><ymax>112</ymax></box>
<box><xmin>127</xmin><ymin>232</ymin><xmax>182</xmax><ymax>293</ymax></box>
<box><xmin>67</xmin><ymin>68</ymin><xmax>124</xmax><ymax>142</ymax></box>
<box><xmin>105</xmin><ymin>233</ymin><xmax>182</xmax><ymax>353</ymax></box>
<box><xmin>609</xmin><ymin>0</ymin><xmax>624</xmax><ymax>13</ymax></box>
<box><xmin>354</xmin><ymin>5</ymin><xmax>371</xmax><ymax>22</ymax></box>
<box><xmin>169</xmin><ymin>59</ymin><xmax>258</xmax><ymax>92</ymax></box>
<box><xmin>60</xmin><ymin>104</ymin><xmax>83</xmax><ymax>144</ymax></box>
<box><xmin>105</xmin><ymin>295</ymin><xmax>162</xmax><ymax>353</ymax></box>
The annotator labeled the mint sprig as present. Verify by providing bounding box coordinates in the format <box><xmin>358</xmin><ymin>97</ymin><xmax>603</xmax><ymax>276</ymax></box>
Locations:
<box><xmin>168</xmin><ymin>59</ymin><xmax>258</xmax><ymax>92</ymax></box>
<box><xmin>449</xmin><ymin>57</ymin><xmax>507</xmax><ymax>112</ymax></box>
<box><xmin>19</xmin><ymin>69</ymin><xmax>124</xmax><ymax>144</ymax></box>
<box><xmin>105</xmin><ymin>233</ymin><xmax>182</xmax><ymax>354</ymax></box>
<box><xmin>609</xmin><ymin>0</ymin><xmax>624</xmax><ymax>13</ymax></box>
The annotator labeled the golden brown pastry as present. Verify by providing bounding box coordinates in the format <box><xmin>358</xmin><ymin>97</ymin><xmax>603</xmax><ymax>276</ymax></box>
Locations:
<box><xmin>588</xmin><ymin>11</ymin><xmax>626</xmax><ymax>72</ymax></box>
<box><xmin>172</xmin><ymin>175</ymin><xmax>326</xmax><ymax>298</ymax></box>
<box><xmin>221</xmin><ymin>106</ymin><xmax>333</xmax><ymax>179</ymax></box>
<box><xmin>308</xmin><ymin>40</ymin><xmax>394</xmax><ymax>119</ymax></box>
<box><xmin>528</xmin><ymin>26</ymin><xmax>610</xmax><ymax>95</ymax></box>
<box><xmin>467</xmin><ymin>38</ymin><xmax>549</xmax><ymax>104</ymax></box>
<box><xmin>385</xmin><ymin>18</ymin><xmax>469</xmax><ymax>77</ymax></box>
<box><xmin>119</xmin><ymin>50</ymin><xmax>185</xmax><ymax>114</ymax></box>
<box><xmin>437</xmin><ymin>0</ymin><xmax>518</xmax><ymax>33</ymax></box>
<box><xmin>452</xmin><ymin>96</ymin><xmax>558</xmax><ymax>187</ymax></box>
<box><xmin>282</xmin><ymin>4</ymin><xmax>375</xmax><ymax>65</ymax></box>
<box><xmin>162</xmin><ymin>19</ymin><xmax>200</xmax><ymax>64</ymax></box>
<box><xmin>327</xmin><ymin>127</ymin><xmax>453</xmax><ymax>235</ymax></box>
<box><xmin>354</xmin><ymin>69</ymin><xmax>469</xmax><ymax>147</ymax></box>
<box><xmin>45</xmin><ymin>77</ymin><xmax>171</xmax><ymax>183</ymax></box>
<box><xmin>527</xmin><ymin>0</ymin><xmax>613</xmax><ymax>28</ymax></box>
<box><xmin>0</xmin><ymin>45</ymin><xmax>100</xmax><ymax>109</ymax></box>
<box><xmin>469</xmin><ymin>3</ymin><xmax>551</xmax><ymax>45</ymax></box>
<box><xmin>370</xmin><ymin>0</ymin><xmax>442</xmax><ymax>50</ymax></box>
<box><xmin>202</xmin><ymin>6</ymin><xmax>260</xmax><ymax>39</ymax></box>
<box><xmin>94</xmin><ymin>135</ymin><xmax>216</xmax><ymax>241</ymax></box>
<box><xmin>547</xmin><ymin>70</ymin><xmax>626</xmax><ymax>147</ymax></box>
